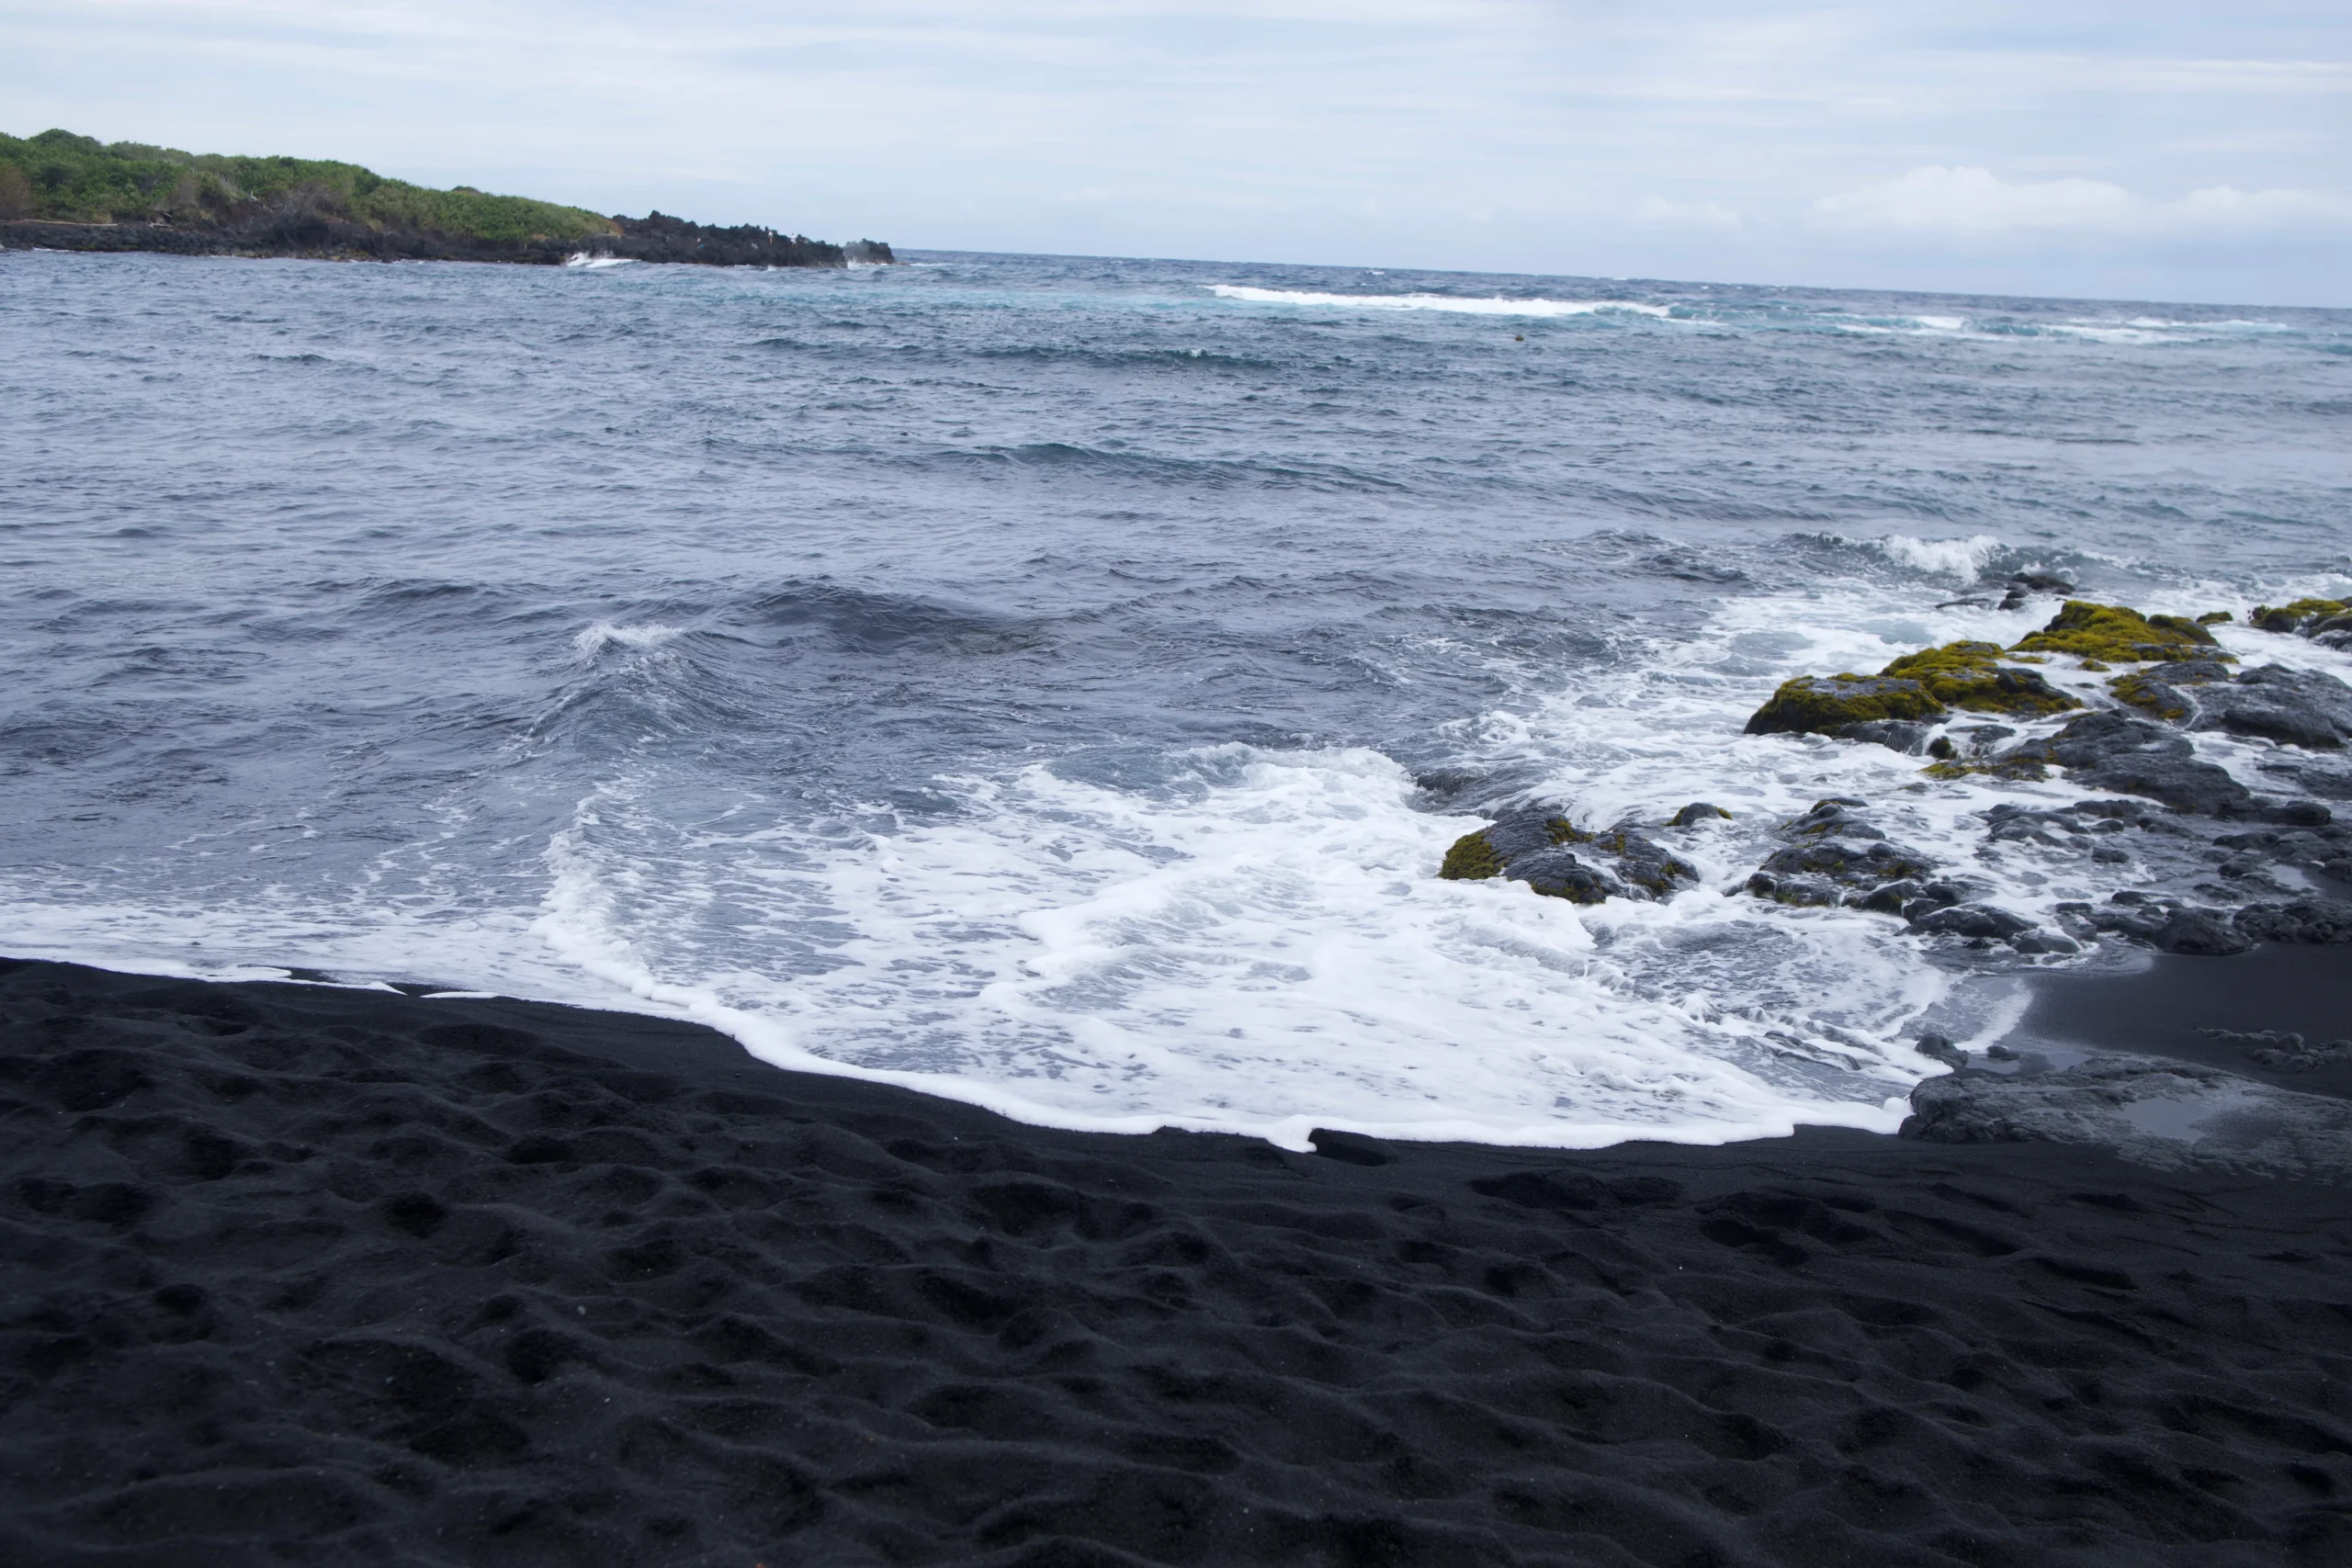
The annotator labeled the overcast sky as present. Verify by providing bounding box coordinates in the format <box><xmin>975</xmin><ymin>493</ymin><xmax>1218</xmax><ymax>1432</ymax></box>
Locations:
<box><xmin>6</xmin><ymin>1</ymin><xmax>2347</xmax><ymax>304</ymax></box>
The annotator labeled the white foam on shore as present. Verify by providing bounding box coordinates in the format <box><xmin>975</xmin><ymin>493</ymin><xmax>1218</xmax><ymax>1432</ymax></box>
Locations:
<box><xmin>514</xmin><ymin>557</ymin><xmax>2345</xmax><ymax>1151</ymax></box>
<box><xmin>1208</xmin><ymin>285</ymin><xmax>1672</xmax><ymax>320</ymax></box>
<box><xmin>13</xmin><ymin>556</ymin><xmax>2344</xmax><ymax>1154</ymax></box>
<box><xmin>526</xmin><ymin>745</ymin><xmax>1920</xmax><ymax>1150</ymax></box>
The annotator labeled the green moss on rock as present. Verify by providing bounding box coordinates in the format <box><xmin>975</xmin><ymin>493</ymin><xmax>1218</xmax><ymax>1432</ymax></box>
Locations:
<box><xmin>1878</xmin><ymin>642</ymin><xmax>2081</xmax><ymax>718</ymax></box>
<box><xmin>2196</xmin><ymin>610</ymin><xmax>2233</xmax><ymax>626</ymax></box>
<box><xmin>2011</xmin><ymin>600</ymin><xmax>2228</xmax><ymax>664</ymax></box>
<box><xmin>1922</xmin><ymin>755</ymin><xmax>2049</xmax><ymax>783</ymax></box>
<box><xmin>1438</xmin><ymin>816</ymin><xmax>1579</xmax><ymax>881</ymax></box>
<box><xmin>1438</xmin><ymin>831</ymin><xmax>1506</xmax><ymax>881</ymax></box>
<box><xmin>2251</xmin><ymin>598</ymin><xmax>2347</xmax><ymax>634</ymax></box>
<box><xmin>1744</xmin><ymin>674</ymin><xmax>1947</xmax><ymax>737</ymax></box>
<box><xmin>2110</xmin><ymin>670</ymin><xmax>2189</xmax><ymax>721</ymax></box>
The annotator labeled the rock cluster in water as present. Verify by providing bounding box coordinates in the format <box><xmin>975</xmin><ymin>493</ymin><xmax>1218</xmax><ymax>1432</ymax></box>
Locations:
<box><xmin>1437</xmin><ymin>584</ymin><xmax>2352</xmax><ymax>963</ymax></box>
<box><xmin>1438</xmin><ymin>808</ymin><xmax>1702</xmax><ymax>906</ymax></box>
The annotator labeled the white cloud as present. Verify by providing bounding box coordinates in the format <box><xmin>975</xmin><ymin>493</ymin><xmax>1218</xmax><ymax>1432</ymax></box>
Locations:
<box><xmin>5</xmin><ymin>2</ymin><xmax>2350</xmax><ymax>300</ymax></box>
<box><xmin>1813</xmin><ymin>167</ymin><xmax>2132</xmax><ymax>232</ymax></box>
<box><xmin>1814</xmin><ymin>165</ymin><xmax>2346</xmax><ymax>235</ymax></box>
<box><xmin>1635</xmin><ymin>196</ymin><xmax>1743</xmax><ymax>231</ymax></box>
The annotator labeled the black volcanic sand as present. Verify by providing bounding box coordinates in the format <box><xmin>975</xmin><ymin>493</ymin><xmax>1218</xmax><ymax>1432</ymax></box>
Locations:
<box><xmin>2018</xmin><ymin>944</ymin><xmax>2352</xmax><ymax>1099</ymax></box>
<box><xmin>5</xmin><ymin>958</ymin><xmax>2351</xmax><ymax>1566</ymax></box>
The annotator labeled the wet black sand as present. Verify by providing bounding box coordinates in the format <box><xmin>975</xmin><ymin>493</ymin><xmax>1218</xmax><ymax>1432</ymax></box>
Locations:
<box><xmin>2018</xmin><ymin>943</ymin><xmax>2352</xmax><ymax>1098</ymax></box>
<box><xmin>4</xmin><ymin>955</ymin><xmax>2350</xmax><ymax>1566</ymax></box>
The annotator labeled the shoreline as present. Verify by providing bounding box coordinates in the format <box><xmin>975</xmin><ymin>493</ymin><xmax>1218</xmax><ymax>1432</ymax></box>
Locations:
<box><xmin>0</xmin><ymin>217</ymin><xmax>894</xmax><ymax>269</ymax></box>
<box><xmin>6</xmin><ymin>953</ymin><xmax>2349</xmax><ymax>1563</ymax></box>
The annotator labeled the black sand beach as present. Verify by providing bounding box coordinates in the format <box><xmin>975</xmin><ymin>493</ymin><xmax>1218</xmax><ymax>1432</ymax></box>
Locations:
<box><xmin>5</xmin><ymin>955</ymin><xmax>2349</xmax><ymax>1565</ymax></box>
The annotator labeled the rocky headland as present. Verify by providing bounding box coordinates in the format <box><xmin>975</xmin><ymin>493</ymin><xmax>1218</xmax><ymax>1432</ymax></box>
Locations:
<box><xmin>0</xmin><ymin>129</ymin><xmax>893</xmax><ymax>268</ymax></box>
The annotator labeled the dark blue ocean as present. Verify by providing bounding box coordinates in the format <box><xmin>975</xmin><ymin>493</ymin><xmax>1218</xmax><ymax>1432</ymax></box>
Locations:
<box><xmin>4</xmin><ymin>247</ymin><xmax>2347</xmax><ymax>1145</ymax></box>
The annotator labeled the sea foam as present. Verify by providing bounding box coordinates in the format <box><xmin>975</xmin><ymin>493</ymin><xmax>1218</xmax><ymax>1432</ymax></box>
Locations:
<box><xmin>1208</xmin><ymin>285</ymin><xmax>1672</xmax><ymax>319</ymax></box>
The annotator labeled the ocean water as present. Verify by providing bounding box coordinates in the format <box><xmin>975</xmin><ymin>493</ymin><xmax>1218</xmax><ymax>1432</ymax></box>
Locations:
<box><xmin>4</xmin><ymin>246</ymin><xmax>2348</xmax><ymax>1149</ymax></box>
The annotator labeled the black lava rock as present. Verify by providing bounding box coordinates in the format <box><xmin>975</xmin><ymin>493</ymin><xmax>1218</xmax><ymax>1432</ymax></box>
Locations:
<box><xmin>2004</xmin><ymin>712</ymin><xmax>2255</xmax><ymax>817</ymax></box>
<box><xmin>2234</xmin><ymin>897</ymin><xmax>2352</xmax><ymax>944</ymax></box>
<box><xmin>2199</xmin><ymin>666</ymin><xmax>2352</xmax><ymax>750</ymax></box>
<box><xmin>1833</xmin><ymin>719</ymin><xmax>1937</xmax><ymax>755</ymax></box>
<box><xmin>2154</xmin><ymin>908</ymin><xmax>2254</xmax><ymax>956</ymax></box>
<box><xmin>1910</xmin><ymin>903</ymin><xmax>2037</xmax><ymax>941</ymax></box>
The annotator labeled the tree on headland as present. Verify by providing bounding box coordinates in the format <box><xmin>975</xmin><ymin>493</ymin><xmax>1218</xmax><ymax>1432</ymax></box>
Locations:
<box><xmin>0</xmin><ymin>130</ymin><xmax>891</xmax><ymax>267</ymax></box>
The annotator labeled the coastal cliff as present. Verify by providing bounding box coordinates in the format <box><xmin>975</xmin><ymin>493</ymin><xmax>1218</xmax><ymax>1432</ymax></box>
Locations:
<box><xmin>0</xmin><ymin>129</ymin><xmax>891</xmax><ymax>267</ymax></box>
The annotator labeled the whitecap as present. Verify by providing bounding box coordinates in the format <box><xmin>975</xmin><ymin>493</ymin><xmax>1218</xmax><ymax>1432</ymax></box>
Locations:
<box><xmin>1208</xmin><ymin>285</ymin><xmax>1670</xmax><ymax>320</ymax></box>
<box><xmin>572</xmin><ymin>621</ymin><xmax>682</xmax><ymax>656</ymax></box>
<box><xmin>1864</xmin><ymin>534</ymin><xmax>2007</xmax><ymax>581</ymax></box>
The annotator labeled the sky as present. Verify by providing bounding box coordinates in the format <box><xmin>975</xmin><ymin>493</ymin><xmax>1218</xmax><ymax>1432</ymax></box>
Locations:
<box><xmin>5</xmin><ymin>1</ymin><xmax>2348</xmax><ymax>305</ymax></box>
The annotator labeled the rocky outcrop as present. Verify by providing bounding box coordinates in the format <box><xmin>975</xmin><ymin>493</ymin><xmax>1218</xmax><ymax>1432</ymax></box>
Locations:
<box><xmin>1899</xmin><ymin>1055</ymin><xmax>2352</xmax><ymax>1182</ymax></box>
<box><xmin>2201</xmin><ymin>1028</ymin><xmax>2352</xmax><ymax>1073</ymax></box>
<box><xmin>2054</xmin><ymin>892</ymin><xmax>2352</xmax><ymax>954</ymax></box>
<box><xmin>2009</xmin><ymin>599</ymin><xmax>2228</xmax><ymax>665</ymax></box>
<box><xmin>1744</xmin><ymin>641</ymin><xmax>2076</xmax><ymax>740</ymax></box>
<box><xmin>2234</xmin><ymin>897</ymin><xmax>2352</xmax><ymax>944</ymax></box>
<box><xmin>1742</xmin><ymin>674</ymin><xmax>1947</xmax><ymax>738</ymax></box>
<box><xmin>1437</xmin><ymin>807</ymin><xmax>1700</xmax><ymax>906</ymax></box>
<box><xmin>2111</xmin><ymin>660</ymin><xmax>2352</xmax><ymax>749</ymax></box>
<box><xmin>2202</xmin><ymin>665</ymin><xmax>2352</xmax><ymax>748</ymax></box>
<box><xmin>1441</xmin><ymin>595</ymin><xmax>2348</xmax><ymax>964</ymax></box>
<box><xmin>1876</xmin><ymin>642</ymin><xmax>2078</xmax><ymax>717</ymax></box>
<box><xmin>0</xmin><ymin>200</ymin><xmax>889</xmax><ymax>268</ymax></box>
<box><xmin>2251</xmin><ymin>597</ymin><xmax>2352</xmax><ymax>647</ymax></box>
<box><xmin>1997</xmin><ymin>570</ymin><xmax>2075</xmax><ymax>610</ymax></box>
<box><xmin>1993</xmin><ymin>711</ymin><xmax>2256</xmax><ymax>817</ymax></box>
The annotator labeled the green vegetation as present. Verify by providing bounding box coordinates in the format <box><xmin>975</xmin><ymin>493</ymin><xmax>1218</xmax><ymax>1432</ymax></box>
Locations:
<box><xmin>1746</xmin><ymin>637</ymin><xmax>2091</xmax><ymax>739</ymax></box>
<box><xmin>1742</xmin><ymin>673</ymin><xmax>1950</xmax><ymax>737</ymax></box>
<box><xmin>1878</xmin><ymin>641</ymin><xmax>2080</xmax><ymax>718</ymax></box>
<box><xmin>2109</xmin><ymin>670</ymin><xmax>2191</xmax><ymax>721</ymax></box>
<box><xmin>0</xmin><ymin>128</ymin><xmax>613</xmax><ymax>245</ymax></box>
<box><xmin>2010</xmin><ymin>600</ymin><xmax>2226</xmax><ymax>664</ymax></box>
<box><xmin>1437</xmin><ymin>831</ymin><xmax>1508</xmax><ymax>881</ymax></box>
<box><xmin>1922</xmin><ymin>754</ymin><xmax>2049</xmax><ymax>783</ymax></box>
<box><xmin>2251</xmin><ymin>598</ymin><xmax>2347</xmax><ymax>634</ymax></box>
<box><xmin>1439</xmin><ymin>817</ymin><xmax>1577</xmax><ymax>881</ymax></box>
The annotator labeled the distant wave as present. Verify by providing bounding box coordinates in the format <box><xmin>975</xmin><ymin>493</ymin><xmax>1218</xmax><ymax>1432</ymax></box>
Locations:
<box><xmin>1209</xmin><ymin>285</ymin><xmax>1670</xmax><ymax>320</ymax></box>
<box><xmin>574</xmin><ymin>621</ymin><xmax>683</xmax><ymax>657</ymax></box>
<box><xmin>1864</xmin><ymin>534</ymin><xmax>2007</xmax><ymax>581</ymax></box>
<box><xmin>563</xmin><ymin>254</ymin><xmax>637</xmax><ymax>269</ymax></box>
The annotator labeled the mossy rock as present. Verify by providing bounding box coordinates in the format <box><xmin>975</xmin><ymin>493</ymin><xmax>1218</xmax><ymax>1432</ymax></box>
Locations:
<box><xmin>1923</xmin><ymin>755</ymin><xmax>2049</xmax><ymax>783</ymax></box>
<box><xmin>1514</xmin><ymin>852</ymin><xmax>1620</xmax><ymax>905</ymax></box>
<box><xmin>2011</xmin><ymin>600</ymin><xmax>2229</xmax><ymax>664</ymax></box>
<box><xmin>1438</xmin><ymin>815</ymin><xmax>1578</xmax><ymax>882</ymax></box>
<box><xmin>1439</xmin><ymin>812</ymin><xmax>1689</xmax><ymax>904</ymax></box>
<box><xmin>2196</xmin><ymin>610</ymin><xmax>2233</xmax><ymax>626</ymax></box>
<box><xmin>1438</xmin><ymin>831</ymin><xmax>1507</xmax><ymax>881</ymax></box>
<box><xmin>2251</xmin><ymin>598</ymin><xmax>2347</xmax><ymax>635</ymax></box>
<box><xmin>2109</xmin><ymin>670</ymin><xmax>2189</xmax><ymax>722</ymax></box>
<box><xmin>1611</xmin><ymin>835</ymin><xmax>1701</xmax><ymax>896</ymax></box>
<box><xmin>1878</xmin><ymin>642</ymin><xmax>2081</xmax><ymax>719</ymax></box>
<box><xmin>1744</xmin><ymin>674</ymin><xmax>1947</xmax><ymax>737</ymax></box>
